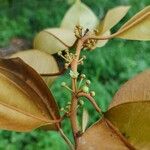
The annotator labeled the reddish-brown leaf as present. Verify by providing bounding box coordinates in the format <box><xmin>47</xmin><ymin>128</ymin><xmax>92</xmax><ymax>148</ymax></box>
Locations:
<box><xmin>0</xmin><ymin>58</ymin><xmax>60</xmax><ymax>132</ymax></box>
<box><xmin>77</xmin><ymin>119</ymin><xmax>129</xmax><ymax>150</ymax></box>
<box><xmin>105</xmin><ymin>70</ymin><xmax>150</xmax><ymax>149</ymax></box>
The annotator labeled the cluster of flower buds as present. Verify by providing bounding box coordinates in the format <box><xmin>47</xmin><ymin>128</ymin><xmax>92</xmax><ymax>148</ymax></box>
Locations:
<box><xmin>74</xmin><ymin>25</ymin><xmax>90</xmax><ymax>39</ymax></box>
<box><xmin>78</xmin><ymin>74</ymin><xmax>95</xmax><ymax>97</ymax></box>
<box><xmin>83</xmin><ymin>39</ymin><xmax>97</xmax><ymax>50</ymax></box>
<box><xmin>83</xmin><ymin>29</ymin><xmax>99</xmax><ymax>50</ymax></box>
<box><xmin>58</xmin><ymin>49</ymin><xmax>77</xmax><ymax>69</ymax></box>
<box><xmin>60</xmin><ymin>101</ymin><xmax>71</xmax><ymax>115</ymax></box>
<box><xmin>74</xmin><ymin>25</ymin><xmax>83</xmax><ymax>38</ymax></box>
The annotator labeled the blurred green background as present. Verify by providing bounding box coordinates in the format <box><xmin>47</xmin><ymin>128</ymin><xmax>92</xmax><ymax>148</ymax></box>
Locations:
<box><xmin>0</xmin><ymin>0</ymin><xmax>150</xmax><ymax>149</ymax></box>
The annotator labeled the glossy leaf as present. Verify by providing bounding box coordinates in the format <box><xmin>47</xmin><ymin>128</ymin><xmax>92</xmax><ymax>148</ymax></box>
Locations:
<box><xmin>105</xmin><ymin>70</ymin><xmax>150</xmax><ymax>149</ymax></box>
<box><xmin>61</xmin><ymin>0</ymin><xmax>98</xmax><ymax>31</ymax></box>
<box><xmin>99</xmin><ymin>6</ymin><xmax>130</xmax><ymax>34</ymax></box>
<box><xmin>34</xmin><ymin>28</ymin><xmax>76</xmax><ymax>54</ymax></box>
<box><xmin>77</xmin><ymin>119</ymin><xmax>128</xmax><ymax>150</ymax></box>
<box><xmin>116</xmin><ymin>6</ymin><xmax>150</xmax><ymax>40</ymax></box>
<box><xmin>10</xmin><ymin>50</ymin><xmax>59</xmax><ymax>86</ymax></box>
<box><xmin>0</xmin><ymin>58</ymin><xmax>60</xmax><ymax>132</ymax></box>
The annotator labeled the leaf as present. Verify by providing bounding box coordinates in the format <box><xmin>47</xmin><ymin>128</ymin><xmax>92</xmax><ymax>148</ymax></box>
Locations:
<box><xmin>0</xmin><ymin>58</ymin><xmax>60</xmax><ymax>132</ymax></box>
<box><xmin>105</xmin><ymin>70</ymin><xmax>150</xmax><ymax>149</ymax></box>
<box><xmin>77</xmin><ymin>119</ymin><xmax>128</xmax><ymax>150</ymax></box>
<box><xmin>95</xmin><ymin>6</ymin><xmax>129</xmax><ymax>48</ymax></box>
<box><xmin>33</xmin><ymin>28</ymin><xmax>76</xmax><ymax>54</ymax></box>
<box><xmin>61</xmin><ymin>0</ymin><xmax>98</xmax><ymax>31</ymax></box>
<box><xmin>10</xmin><ymin>50</ymin><xmax>59</xmax><ymax>86</ymax></box>
<box><xmin>96</xmin><ymin>30</ymin><xmax>111</xmax><ymax>48</ymax></box>
<box><xmin>82</xmin><ymin>109</ymin><xmax>89</xmax><ymax>133</ymax></box>
<box><xmin>115</xmin><ymin>6</ymin><xmax>150</xmax><ymax>40</ymax></box>
<box><xmin>99</xmin><ymin>6</ymin><xmax>130</xmax><ymax>34</ymax></box>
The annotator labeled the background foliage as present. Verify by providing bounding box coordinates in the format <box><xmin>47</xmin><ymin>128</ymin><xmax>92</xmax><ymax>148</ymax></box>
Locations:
<box><xmin>0</xmin><ymin>0</ymin><xmax>150</xmax><ymax>149</ymax></box>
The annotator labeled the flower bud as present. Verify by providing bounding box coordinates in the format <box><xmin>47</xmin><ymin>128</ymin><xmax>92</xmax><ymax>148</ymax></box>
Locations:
<box><xmin>90</xmin><ymin>91</ymin><xmax>95</xmax><ymax>97</ymax></box>
<box><xmin>65</xmin><ymin>49</ymin><xmax>69</xmax><ymax>53</ymax></box>
<box><xmin>82</xmin><ymin>55</ymin><xmax>86</xmax><ymax>59</ymax></box>
<box><xmin>66</xmin><ymin>105</ymin><xmax>70</xmax><ymax>109</ymax></box>
<box><xmin>60</xmin><ymin>108</ymin><xmax>64</xmax><ymax>111</ymax></box>
<box><xmin>61</xmin><ymin>82</ymin><xmax>66</xmax><ymax>87</ymax></box>
<box><xmin>80</xmin><ymin>61</ymin><xmax>84</xmax><ymax>65</ymax></box>
<box><xmin>67</xmin><ymin>101</ymin><xmax>71</xmax><ymax>105</ymax></box>
<box><xmin>79</xmin><ymin>99</ymin><xmax>84</xmax><ymax>106</ymax></box>
<box><xmin>86</xmin><ymin>80</ymin><xmax>91</xmax><ymax>85</ymax></box>
<box><xmin>82</xmin><ymin>85</ymin><xmax>89</xmax><ymax>93</ymax></box>
<box><xmin>80</xmin><ymin>74</ymin><xmax>86</xmax><ymax>79</ymax></box>
<box><xmin>65</xmin><ymin>63</ymin><xmax>69</xmax><ymax>69</ymax></box>
<box><xmin>57</xmin><ymin>51</ymin><xmax>62</xmax><ymax>56</ymax></box>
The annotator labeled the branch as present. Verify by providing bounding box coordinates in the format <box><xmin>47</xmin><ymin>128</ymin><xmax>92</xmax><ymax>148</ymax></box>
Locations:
<box><xmin>77</xmin><ymin>92</ymin><xmax>101</xmax><ymax>113</ymax></box>
<box><xmin>40</xmin><ymin>68</ymin><xmax>66</xmax><ymax>77</ymax></box>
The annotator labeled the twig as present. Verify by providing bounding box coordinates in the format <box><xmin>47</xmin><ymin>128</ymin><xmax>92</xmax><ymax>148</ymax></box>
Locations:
<box><xmin>77</xmin><ymin>92</ymin><xmax>101</xmax><ymax>113</ymax></box>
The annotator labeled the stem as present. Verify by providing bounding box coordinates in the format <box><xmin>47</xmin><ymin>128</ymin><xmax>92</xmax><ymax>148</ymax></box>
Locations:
<box><xmin>59</xmin><ymin>128</ymin><xmax>75</xmax><ymax>150</ymax></box>
<box><xmin>70</xmin><ymin>38</ymin><xmax>85</xmax><ymax>148</ymax></box>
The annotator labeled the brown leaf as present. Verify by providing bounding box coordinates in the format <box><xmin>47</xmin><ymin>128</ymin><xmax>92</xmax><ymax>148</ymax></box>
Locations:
<box><xmin>105</xmin><ymin>70</ymin><xmax>150</xmax><ymax>149</ymax></box>
<box><xmin>99</xmin><ymin>6</ymin><xmax>130</xmax><ymax>34</ymax></box>
<box><xmin>0</xmin><ymin>58</ymin><xmax>60</xmax><ymax>132</ymax></box>
<box><xmin>115</xmin><ymin>6</ymin><xmax>150</xmax><ymax>40</ymax></box>
<box><xmin>61</xmin><ymin>0</ymin><xmax>98</xmax><ymax>31</ymax></box>
<box><xmin>77</xmin><ymin>119</ymin><xmax>128</xmax><ymax>150</ymax></box>
<box><xmin>33</xmin><ymin>28</ymin><xmax>76</xmax><ymax>54</ymax></box>
<box><xmin>10</xmin><ymin>50</ymin><xmax>59</xmax><ymax>86</ymax></box>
